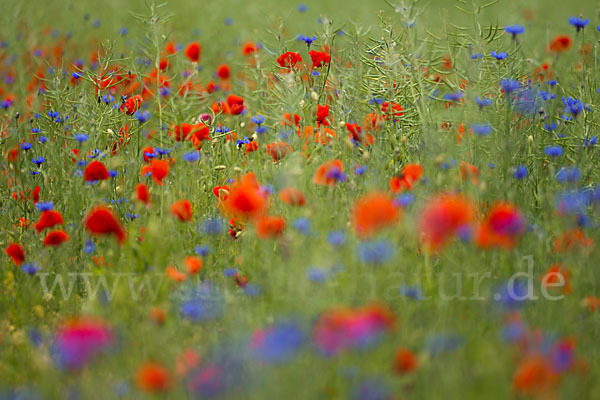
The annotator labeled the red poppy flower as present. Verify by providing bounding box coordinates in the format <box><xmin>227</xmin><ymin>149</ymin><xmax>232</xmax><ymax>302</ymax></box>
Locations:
<box><xmin>216</xmin><ymin>64</ymin><xmax>231</xmax><ymax>79</ymax></box>
<box><xmin>221</xmin><ymin>172</ymin><xmax>268</xmax><ymax>221</ymax></box>
<box><xmin>136</xmin><ymin>183</ymin><xmax>151</xmax><ymax>208</ymax></box>
<box><xmin>43</xmin><ymin>229</ymin><xmax>70</xmax><ymax>246</ymax></box>
<box><xmin>256</xmin><ymin>215</ymin><xmax>286</xmax><ymax>238</ymax></box>
<box><xmin>393</xmin><ymin>348</ymin><xmax>418</xmax><ymax>374</ymax></box>
<box><xmin>245</xmin><ymin>141</ymin><xmax>259</xmax><ymax>155</ymax></box>
<box><xmin>184</xmin><ymin>42</ymin><xmax>201</xmax><ymax>62</ymax></box>
<box><xmin>419</xmin><ymin>194</ymin><xmax>476</xmax><ymax>251</ymax></box>
<box><xmin>142</xmin><ymin>146</ymin><xmax>155</xmax><ymax>163</ymax></box>
<box><xmin>5</xmin><ymin>243</ymin><xmax>25</xmax><ymax>266</ymax></box>
<box><xmin>136</xmin><ymin>362</ymin><xmax>171</xmax><ymax>393</ymax></box>
<box><xmin>475</xmin><ymin>202</ymin><xmax>526</xmax><ymax>250</ymax></box>
<box><xmin>316</xmin><ymin>104</ymin><xmax>329</xmax><ymax>126</ymax></box>
<box><xmin>120</xmin><ymin>95</ymin><xmax>142</xmax><ymax>115</ymax></box>
<box><xmin>313</xmin><ymin>159</ymin><xmax>344</xmax><ymax>186</ymax></box>
<box><xmin>381</xmin><ymin>101</ymin><xmax>404</xmax><ymax>119</ymax></box>
<box><xmin>166</xmin><ymin>266</ymin><xmax>187</xmax><ymax>282</ymax></box>
<box><xmin>352</xmin><ymin>192</ymin><xmax>400</xmax><ymax>238</ymax></box>
<box><xmin>309</xmin><ymin>50</ymin><xmax>330</xmax><ymax>69</ymax></box>
<box><xmin>184</xmin><ymin>256</ymin><xmax>203</xmax><ymax>274</ymax></box>
<box><xmin>242</xmin><ymin>42</ymin><xmax>258</xmax><ymax>56</ymax></box>
<box><xmin>279</xmin><ymin>188</ymin><xmax>306</xmax><ymax>206</ymax></box>
<box><xmin>35</xmin><ymin>210</ymin><xmax>64</xmax><ymax>233</ymax></box>
<box><xmin>390</xmin><ymin>163</ymin><xmax>423</xmax><ymax>192</ymax></box>
<box><xmin>148</xmin><ymin>159</ymin><xmax>169</xmax><ymax>186</ymax></box>
<box><xmin>226</xmin><ymin>94</ymin><xmax>244</xmax><ymax>115</ymax></box>
<box><xmin>277</xmin><ymin>52</ymin><xmax>302</xmax><ymax>69</ymax></box>
<box><xmin>84</xmin><ymin>160</ymin><xmax>110</xmax><ymax>181</ymax></box>
<box><xmin>512</xmin><ymin>356</ymin><xmax>557</xmax><ymax>395</ymax></box>
<box><xmin>549</xmin><ymin>35</ymin><xmax>572</xmax><ymax>53</ymax></box>
<box><xmin>266</xmin><ymin>142</ymin><xmax>293</xmax><ymax>162</ymax></box>
<box><xmin>171</xmin><ymin>199</ymin><xmax>193</xmax><ymax>222</ymax></box>
<box><xmin>84</xmin><ymin>205</ymin><xmax>127</xmax><ymax>244</ymax></box>
<box><xmin>213</xmin><ymin>185</ymin><xmax>230</xmax><ymax>201</ymax></box>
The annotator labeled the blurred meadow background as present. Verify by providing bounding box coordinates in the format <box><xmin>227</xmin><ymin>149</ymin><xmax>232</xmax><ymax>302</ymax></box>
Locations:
<box><xmin>1</xmin><ymin>0</ymin><xmax>600</xmax><ymax>399</ymax></box>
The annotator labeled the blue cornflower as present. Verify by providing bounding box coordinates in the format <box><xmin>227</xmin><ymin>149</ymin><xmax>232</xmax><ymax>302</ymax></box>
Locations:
<box><xmin>494</xmin><ymin>279</ymin><xmax>529</xmax><ymax>310</ymax></box>
<box><xmin>251</xmin><ymin>114</ymin><xmax>266</xmax><ymax>125</ymax></box>
<box><xmin>179</xmin><ymin>283</ymin><xmax>224</xmax><ymax>322</ymax></box>
<box><xmin>568</xmin><ymin>16</ymin><xmax>589</xmax><ymax>32</ymax></box>
<box><xmin>556</xmin><ymin>167</ymin><xmax>580</xmax><ymax>183</ymax></box>
<box><xmin>119</xmin><ymin>27</ymin><xmax>128</xmax><ymax>35</ymax></box>
<box><xmin>74</xmin><ymin>133</ymin><xmax>89</xmax><ymax>143</ymax></box>
<box><xmin>200</xmin><ymin>218</ymin><xmax>225</xmax><ymax>235</ymax></box>
<box><xmin>500</xmin><ymin>79</ymin><xmax>520</xmax><ymax>94</ymax></box>
<box><xmin>83</xmin><ymin>240</ymin><xmax>96</xmax><ymax>254</ymax></box>
<box><xmin>475</xmin><ymin>96</ymin><xmax>492</xmax><ymax>109</ymax></box>
<box><xmin>562</xmin><ymin>96</ymin><xmax>586</xmax><ymax>117</ymax></box>
<box><xmin>307</xmin><ymin>267</ymin><xmax>328</xmax><ymax>282</ymax></box>
<box><xmin>544</xmin><ymin>145</ymin><xmax>563</xmax><ymax>157</ymax></box>
<box><xmin>584</xmin><ymin>136</ymin><xmax>597</xmax><ymax>147</ymax></box>
<box><xmin>155</xmin><ymin>147</ymin><xmax>171</xmax><ymax>156</ymax></box>
<box><xmin>298</xmin><ymin>4</ymin><xmax>307</xmax><ymax>12</ymax></box>
<box><xmin>194</xmin><ymin>245</ymin><xmax>210</xmax><ymax>256</ymax></box>
<box><xmin>513</xmin><ymin>165</ymin><xmax>528</xmax><ymax>179</ymax></box>
<box><xmin>72</xmin><ymin>72</ymin><xmax>82</xmax><ymax>80</ymax></box>
<box><xmin>354</xmin><ymin>165</ymin><xmax>366</xmax><ymax>175</ymax></box>
<box><xmin>249</xmin><ymin>321</ymin><xmax>305</xmax><ymax>363</ymax></box>
<box><xmin>356</xmin><ymin>240</ymin><xmax>394</xmax><ymax>264</ymax></box>
<box><xmin>471</xmin><ymin>53</ymin><xmax>483</xmax><ymax>59</ymax></box>
<box><xmin>504</xmin><ymin>24</ymin><xmax>525</xmax><ymax>38</ymax></box>
<box><xmin>135</xmin><ymin>110</ymin><xmax>151</xmax><ymax>123</ymax></box>
<box><xmin>21</xmin><ymin>142</ymin><xmax>32</xmax><ymax>151</ymax></box>
<box><xmin>32</xmin><ymin>156</ymin><xmax>45</xmax><ymax>167</ymax></box>
<box><xmin>394</xmin><ymin>193</ymin><xmax>414</xmax><ymax>208</ymax></box>
<box><xmin>0</xmin><ymin>99</ymin><xmax>12</xmax><ymax>108</ymax></box>
<box><xmin>298</xmin><ymin>35</ymin><xmax>317</xmax><ymax>47</ymax></box>
<box><xmin>224</xmin><ymin>17</ymin><xmax>234</xmax><ymax>26</ymax></box>
<box><xmin>544</xmin><ymin>122</ymin><xmax>557</xmax><ymax>131</ymax></box>
<box><xmin>399</xmin><ymin>285</ymin><xmax>424</xmax><ymax>300</ymax></box>
<box><xmin>491</xmin><ymin>51</ymin><xmax>508</xmax><ymax>60</ymax></box>
<box><xmin>443</xmin><ymin>92</ymin><xmax>462</xmax><ymax>102</ymax></box>
<box><xmin>292</xmin><ymin>218</ymin><xmax>311</xmax><ymax>235</ymax></box>
<box><xmin>125</xmin><ymin>212</ymin><xmax>139</xmax><ymax>220</ymax></box>
<box><xmin>38</xmin><ymin>136</ymin><xmax>47</xmax><ymax>144</ymax></box>
<box><xmin>255</xmin><ymin>125</ymin><xmax>269</xmax><ymax>134</ymax></box>
<box><xmin>36</xmin><ymin>201</ymin><xmax>53</xmax><ymax>211</ymax></box>
<box><xmin>325</xmin><ymin>166</ymin><xmax>347</xmax><ymax>183</ymax></box>
<box><xmin>471</xmin><ymin>123</ymin><xmax>492</xmax><ymax>136</ymax></box>
<box><xmin>21</xmin><ymin>262</ymin><xmax>42</xmax><ymax>275</ymax></box>
<box><xmin>108</xmin><ymin>170</ymin><xmax>118</xmax><ymax>178</ymax></box>
<box><xmin>327</xmin><ymin>231</ymin><xmax>346</xmax><ymax>247</ymax></box>
<box><xmin>183</xmin><ymin>151</ymin><xmax>201</xmax><ymax>162</ymax></box>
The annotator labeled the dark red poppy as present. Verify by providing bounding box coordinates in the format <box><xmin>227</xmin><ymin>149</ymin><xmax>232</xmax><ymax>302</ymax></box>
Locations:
<box><xmin>5</xmin><ymin>243</ymin><xmax>25</xmax><ymax>266</ymax></box>
<box><xmin>216</xmin><ymin>64</ymin><xmax>231</xmax><ymax>80</ymax></box>
<box><xmin>185</xmin><ymin>42</ymin><xmax>201</xmax><ymax>62</ymax></box>
<box><xmin>35</xmin><ymin>210</ymin><xmax>64</xmax><ymax>233</ymax></box>
<box><xmin>316</xmin><ymin>104</ymin><xmax>329</xmax><ymax>126</ymax></box>
<box><xmin>309</xmin><ymin>50</ymin><xmax>330</xmax><ymax>69</ymax></box>
<box><xmin>84</xmin><ymin>205</ymin><xmax>127</xmax><ymax>244</ymax></box>
<box><xmin>84</xmin><ymin>161</ymin><xmax>109</xmax><ymax>181</ymax></box>
<box><xmin>43</xmin><ymin>230</ymin><xmax>70</xmax><ymax>246</ymax></box>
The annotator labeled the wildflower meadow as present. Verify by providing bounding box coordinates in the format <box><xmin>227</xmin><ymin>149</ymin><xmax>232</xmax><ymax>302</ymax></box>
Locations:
<box><xmin>1</xmin><ymin>0</ymin><xmax>600</xmax><ymax>398</ymax></box>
